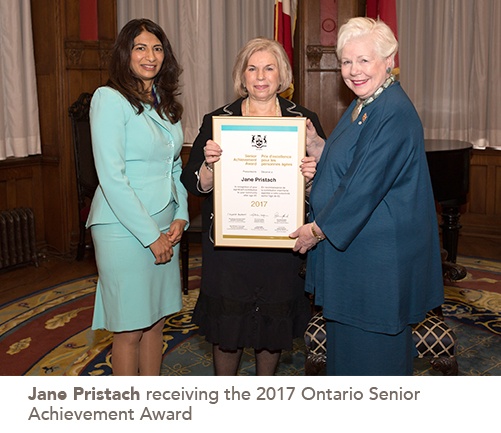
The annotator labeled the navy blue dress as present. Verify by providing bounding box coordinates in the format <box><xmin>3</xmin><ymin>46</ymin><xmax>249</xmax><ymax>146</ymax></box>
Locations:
<box><xmin>306</xmin><ymin>82</ymin><xmax>444</xmax><ymax>374</ymax></box>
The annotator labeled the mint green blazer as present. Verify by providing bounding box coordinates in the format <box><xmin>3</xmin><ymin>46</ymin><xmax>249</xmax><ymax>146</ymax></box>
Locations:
<box><xmin>86</xmin><ymin>86</ymin><xmax>189</xmax><ymax>247</ymax></box>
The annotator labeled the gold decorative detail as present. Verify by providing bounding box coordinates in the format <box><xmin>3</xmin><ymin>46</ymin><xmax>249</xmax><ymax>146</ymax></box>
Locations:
<box><xmin>45</xmin><ymin>307</ymin><xmax>92</xmax><ymax>330</ymax></box>
<box><xmin>7</xmin><ymin>337</ymin><xmax>31</xmax><ymax>355</ymax></box>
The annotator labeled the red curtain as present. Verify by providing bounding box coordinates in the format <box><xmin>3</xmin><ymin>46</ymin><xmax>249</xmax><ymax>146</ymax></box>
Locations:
<box><xmin>79</xmin><ymin>0</ymin><xmax>98</xmax><ymax>41</ymax></box>
<box><xmin>366</xmin><ymin>0</ymin><xmax>399</xmax><ymax>70</ymax></box>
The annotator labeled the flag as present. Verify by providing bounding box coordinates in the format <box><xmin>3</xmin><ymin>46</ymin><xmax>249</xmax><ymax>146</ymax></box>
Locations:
<box><xmin>274</xmin><ymin>0</ymin><xmax>297</xmax><ymax>99</ymax></box>
<box><xmin>366</xmin><ymin>0</ymin><xmax>399</xmax><ymax>74</ymax></box>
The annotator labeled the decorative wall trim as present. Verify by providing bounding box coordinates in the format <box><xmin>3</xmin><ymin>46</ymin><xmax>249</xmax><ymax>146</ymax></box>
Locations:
<box><xmin>306</xmin><ymin>45</ymin><xmax>340</xmax><ymax>71</ymax></box>
<box><xmin>99</xmin><ymin>49</ymin><xmax>112</xmax><ymax>69</ymax></box>
<box><xmin>64</xmin><ymin>40</ymin><xmax>114</xmax><ymax>70</ymax></box>
<box><xmin>65</xmin><ymin>47</ymin><xmax>84</xmax><ymax>67</ymax></box>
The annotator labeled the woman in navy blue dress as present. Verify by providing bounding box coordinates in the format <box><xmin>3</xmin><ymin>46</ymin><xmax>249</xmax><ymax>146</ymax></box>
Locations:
<box><xmin>291</xmin><ymin>18</ymin><xmax>444</xmax><ymax>375</ymax></box>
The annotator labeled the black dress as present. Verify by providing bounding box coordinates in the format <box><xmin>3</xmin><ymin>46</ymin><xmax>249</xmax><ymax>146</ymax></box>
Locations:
<box><xmin>181</xmin><ymin>97</ymin><xmax>326</xmax><ymax>351</ymax></box>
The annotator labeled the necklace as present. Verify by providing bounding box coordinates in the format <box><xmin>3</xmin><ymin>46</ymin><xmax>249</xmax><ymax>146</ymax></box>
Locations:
<box><xmin>351</xmin><ymin>74</ymin><xmax>396</xmax><ymax>122</ymax></box>
<box><xmin>244</xmin><ymin>97</ymin><xmax>281</xmax><ymax>117</ymax></box>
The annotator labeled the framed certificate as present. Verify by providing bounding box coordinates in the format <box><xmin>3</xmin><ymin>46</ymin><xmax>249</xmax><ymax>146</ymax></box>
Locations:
<box><xmin>212</xmin><ymin>116</ymin><xmax>306</xmax><ymax>248</ymax></box>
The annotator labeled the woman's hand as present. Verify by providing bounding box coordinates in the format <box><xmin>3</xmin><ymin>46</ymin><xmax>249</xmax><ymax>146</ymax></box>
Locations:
<box><xmin>199</xmin><ymin>139</ymin><xmax>222</xmax><ymax>191</ymax></box>
<box><xmin>149</xmin><ymin>233</ymin><xmax>174</xmax><ymax>264</ymax></box>
<box><xmin>300</xmin><ymin>155</ymin><xmax>317</xmax><ymax>182</ymax></box>
<box><xmin>289</xmin><ymin>222</ymin><xmax>324</xmax><ymax>255</ymax></box>
<box><xmin>305</xmin><ymin>119</ymin><xmax>325</xmax><ymax>161</ymax></box>
<box><xmin>203</xmin><ymin>139</ymin><xmax>222</xmax><ymax>165</ymax></box>
<box><xmin>167</xmin><ymin>219</ymin><xmax>187</xmax><ymax>246</ymax></box>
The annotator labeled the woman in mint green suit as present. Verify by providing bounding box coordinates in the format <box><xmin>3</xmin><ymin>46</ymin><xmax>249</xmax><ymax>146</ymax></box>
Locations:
<box><xmin>86</xmin><ymin>19</ymin><xmax>188</xmax><ymax>375</ymax></box>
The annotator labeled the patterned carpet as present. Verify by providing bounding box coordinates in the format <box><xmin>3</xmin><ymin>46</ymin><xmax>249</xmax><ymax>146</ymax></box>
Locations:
<box><xmin>0</xmin><ymin>255</ymin><xmax>500</xmax><ymax>376</ymax></box>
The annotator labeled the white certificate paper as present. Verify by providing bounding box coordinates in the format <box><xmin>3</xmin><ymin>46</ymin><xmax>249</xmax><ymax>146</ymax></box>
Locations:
<box><xmin>213</xmin><ymin>116</ymin><xmax>306</xmax><ymax>248</ymax></box>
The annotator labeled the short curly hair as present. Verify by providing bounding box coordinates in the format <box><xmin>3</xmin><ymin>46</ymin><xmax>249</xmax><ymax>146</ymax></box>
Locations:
<box><xmin>337</xmin><ymin>17</ymin><xmax>398</xmax><ymax>68</ymax></box>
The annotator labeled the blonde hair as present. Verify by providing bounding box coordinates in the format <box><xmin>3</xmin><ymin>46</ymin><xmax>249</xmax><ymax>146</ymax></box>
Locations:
<box><xmin>232</xmin><ymin>37</ymin><xmax>293</xmax><ymax>97</ymax></box>
<box><xmin>337</xmin><ymin>17</ymin><xmax>398</xmax><ymax>68</ymax></box>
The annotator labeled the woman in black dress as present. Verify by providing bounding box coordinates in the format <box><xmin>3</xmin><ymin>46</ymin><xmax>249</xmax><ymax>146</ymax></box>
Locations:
<box><xmin>181</xmin><ymin>37</ymin><xmax>325</xmax><ymax>375</ymax></box>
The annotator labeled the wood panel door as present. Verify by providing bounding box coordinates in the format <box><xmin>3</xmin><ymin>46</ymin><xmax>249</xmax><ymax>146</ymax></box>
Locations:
<box><xmin>462</xmin><ymin>149</ymin><xmax>501</xmax><ymax>240</ymax></box>
<box><xmin>294</xmin><ymin>0</ymin><xmax>365</xmax><ymax>136</ymax></box>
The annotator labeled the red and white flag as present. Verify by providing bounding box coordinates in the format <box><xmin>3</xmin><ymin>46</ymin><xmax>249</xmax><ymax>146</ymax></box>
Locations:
<box><xmin>274</xmin><ymin>0</ymin><xmax>297</xmax><ymax>99</ymax></box>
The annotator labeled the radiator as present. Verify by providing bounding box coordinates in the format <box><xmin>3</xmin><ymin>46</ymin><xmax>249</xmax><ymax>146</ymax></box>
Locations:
<box><xmin>0</xmin><ymin>207</ymin><xmax>38</xmax><ymax>270</ymax></box>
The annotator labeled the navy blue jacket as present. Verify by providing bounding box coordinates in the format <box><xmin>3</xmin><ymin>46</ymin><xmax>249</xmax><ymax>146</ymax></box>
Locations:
<box><xmin>307</xmin><ymin>82</ymin><xmax>444</xmax><ymax>334</ymax></box>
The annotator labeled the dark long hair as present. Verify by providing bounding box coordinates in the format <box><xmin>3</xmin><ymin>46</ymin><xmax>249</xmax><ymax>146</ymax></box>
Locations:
<box><xmin>107</xmin><ymin>18</ymin><xmax>183</xmax><ymax>123</ymax></box>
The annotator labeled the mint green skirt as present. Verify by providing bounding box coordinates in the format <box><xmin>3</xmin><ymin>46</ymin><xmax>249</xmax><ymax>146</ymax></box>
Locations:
<box><xmin>91</xmin><ymin>204</ymin><xmax>182</xmax><ymax>332</ymax></box>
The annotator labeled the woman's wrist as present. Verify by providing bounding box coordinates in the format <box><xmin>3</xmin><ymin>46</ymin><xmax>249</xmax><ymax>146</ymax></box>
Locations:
<box><xmin>306</xmin><ymin>135</ymin><xmax>324</xmax><ymax>149</ymax></box>
<box><xmin>310</xmin><ymin>222</ymin><xmax>325</xmax><ymax>242</ymax></box>
<box><xmin>197</xmin><ymin>161</ymin><xmax>214</xmax><ymax>193</ymax></box>
<box><xmin>204</xmin><ymin>160</ymin><xmax>214</xmax><ymax>173</ymax></box>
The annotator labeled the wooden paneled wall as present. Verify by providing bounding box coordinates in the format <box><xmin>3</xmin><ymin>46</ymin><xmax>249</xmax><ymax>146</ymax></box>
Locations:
<box><xmin>0</xmin><ymin>157</ymin><xmax>45</xmax><ymax>241</ymax></box>
<box><xmin>462</xmin><ymin>149</ymin><xmax>501</xmax><ymax>239</ymax></box>
<box><xmin>294</xmin><ymin>0</ymin><xmax>365</xmax><ymax>134</ymax></box>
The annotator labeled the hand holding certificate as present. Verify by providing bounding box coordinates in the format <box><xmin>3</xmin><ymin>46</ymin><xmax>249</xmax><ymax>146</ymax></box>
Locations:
<box><xmin>213</xmin><ymin>116</ymin><xmax>306</xmax><ymax>248</ymax></box>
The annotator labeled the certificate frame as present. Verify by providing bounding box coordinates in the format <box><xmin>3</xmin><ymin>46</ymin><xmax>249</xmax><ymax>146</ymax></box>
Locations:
<box><xmin>212</xmin><ymin>116</ymin><xmax>306</xmax><ymax>248</ymax></box>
